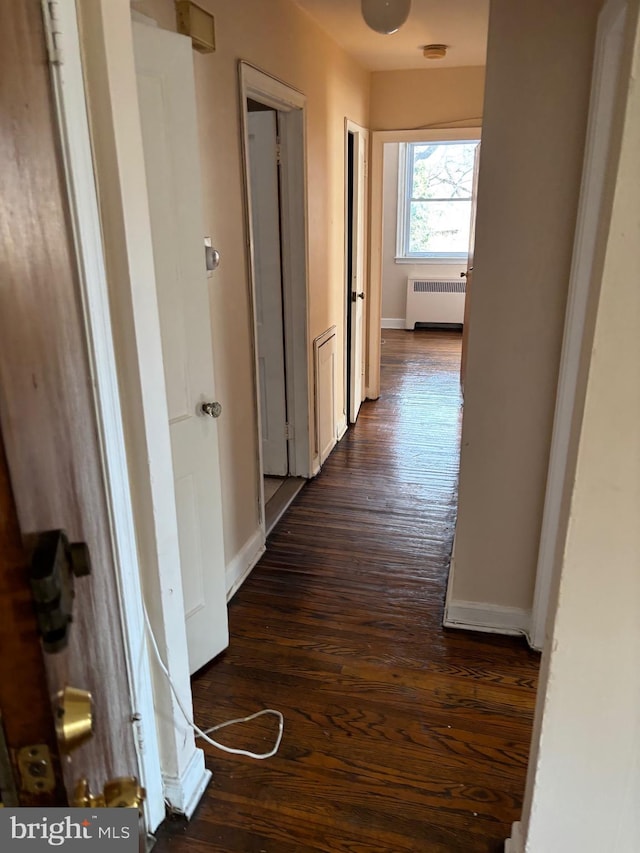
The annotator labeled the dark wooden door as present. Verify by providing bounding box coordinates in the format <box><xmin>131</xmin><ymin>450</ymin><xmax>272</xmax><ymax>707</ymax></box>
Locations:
<box><xmin>0</xmin><ymin>0</ymin><xmax>139</xmax><ymax>804</ymax></box>
<box><xmin>0</xmin><ymin>436</ymin><xmax>67</xmax><ymax>806</ymax></box>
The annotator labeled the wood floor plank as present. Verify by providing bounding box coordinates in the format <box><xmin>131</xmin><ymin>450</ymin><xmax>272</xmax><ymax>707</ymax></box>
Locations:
<box><xmin>153</xmin><ymin>330</ymin><xmax>538</xmax><ymax>853</ymax></box>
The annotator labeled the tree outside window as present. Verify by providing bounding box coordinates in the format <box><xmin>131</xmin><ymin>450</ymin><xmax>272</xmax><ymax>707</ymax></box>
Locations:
<box><xmin>398</xmin><ymin>141</ymin><xmax>479</xmax><ymax>260</ymax></box>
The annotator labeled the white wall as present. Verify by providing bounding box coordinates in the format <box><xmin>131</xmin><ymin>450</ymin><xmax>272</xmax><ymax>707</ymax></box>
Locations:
<box><xmin>513</xmin><ymin>4</ymin><xmax>640</xmax><ymax>847</ymax></box>
<box><xmin>381</xmin><ymin>142</ymin><xmax>467</xmax><ymax>327</ymax></box>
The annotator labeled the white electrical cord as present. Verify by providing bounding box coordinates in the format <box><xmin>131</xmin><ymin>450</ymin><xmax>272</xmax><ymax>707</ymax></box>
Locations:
<box><xmin>143</xmin><ymin>604</ymin><xmax>284</xmax><ymax>760</ymax></box>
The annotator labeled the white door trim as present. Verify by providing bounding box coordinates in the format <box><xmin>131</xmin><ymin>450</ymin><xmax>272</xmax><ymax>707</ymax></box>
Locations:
<box><xmin>43</xmin><ymin>0</ymin><xmax>164</xmax><ymax>829</ymax></box>
<box><xmin>239</xmin><ymin>63</ymin><xmax>312</xmax><ymax>528</ymax></box>
<box><xmin>71</xmin><ymin>0</ymin><xmax>211</xmax><ymax>821</ymax></box>
<box><xmin>367</xmin><ymin>127</ymin><xmax>482</xmax><ymax>400</ymax></box>
<box><xmin>529</xmin><ymin>0</ymin><xmax>628</xmax><ymax>651</ymax></box>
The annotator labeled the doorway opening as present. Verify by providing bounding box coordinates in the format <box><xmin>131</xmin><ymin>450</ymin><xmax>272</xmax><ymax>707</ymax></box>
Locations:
<box><xmin>239</xmin><ymin>64</ymin><xmax>311</xmax><ymax>536</ymax></box>
<box><xmin>344</xmin><ymin>120</ymin><xmax>369</xmax><ymax>424</ymax></box>
<box><xmin>367</xmin><ymin>127</ymin><xmax>481</xmax><ymax>400</ymax></box>
<box><xmin>371</xmin><ymin>129</ymin><xmax>481</xmax><ymax>618</ymax></box>
<box><xmin>381</xmin><ymin>135</ymin><xmax>480</xmax><ymax>389</ymax></box>
<box><xmin>346</xmin><ymin>130</ymin><xmax>354</xmax><ymax>421</ymax></box>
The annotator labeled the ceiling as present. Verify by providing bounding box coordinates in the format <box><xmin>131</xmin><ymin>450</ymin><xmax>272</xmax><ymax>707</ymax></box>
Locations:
<box><xmin>292</xmin><ymin>0</ymin><xmax>489</xmax><ymax>71</ymax></box>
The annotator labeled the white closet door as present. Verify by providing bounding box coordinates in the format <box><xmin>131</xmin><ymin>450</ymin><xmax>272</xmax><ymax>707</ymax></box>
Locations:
<box><xmin>133</xmin><ymin>22</ymin><xmax>228</xmax><ymax>673</ymax></box>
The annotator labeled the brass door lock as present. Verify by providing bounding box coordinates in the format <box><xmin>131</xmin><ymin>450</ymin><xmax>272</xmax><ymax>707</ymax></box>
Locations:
<box><xmin>73</xmin><ymin>777</ymin><xmax>145</xmax><ymax>810</ymax></box>
<box><xmin>55</xmin><ymin>686</ymin><xmax>93</xmax><ymax>753</ymax></box>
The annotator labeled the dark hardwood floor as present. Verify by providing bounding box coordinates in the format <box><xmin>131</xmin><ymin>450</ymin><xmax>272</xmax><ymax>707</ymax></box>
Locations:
<box><xmin>154</xmin><ymin>329</ymin><xmax>539</xmax><ymax>853</ymax></box>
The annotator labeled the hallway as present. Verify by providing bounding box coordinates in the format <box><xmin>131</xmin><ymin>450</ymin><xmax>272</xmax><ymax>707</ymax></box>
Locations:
<box><xmin>156</xmin><ymin>330</ymin><xmax>539</xmax><ymax>853</ymax></box>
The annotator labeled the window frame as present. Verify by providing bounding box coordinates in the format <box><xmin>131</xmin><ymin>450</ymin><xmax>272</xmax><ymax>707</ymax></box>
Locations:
<box><xmin>395</xmin><ymin>137</ymin><xmax>480</xmax><ymax>264</ymax></box>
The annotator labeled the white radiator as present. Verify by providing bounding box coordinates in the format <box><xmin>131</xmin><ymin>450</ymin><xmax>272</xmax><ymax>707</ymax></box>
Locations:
<box><xmin>405</xmin><ymin>278</ymin><xmax>466</xmax><ymax>330</ymax></box>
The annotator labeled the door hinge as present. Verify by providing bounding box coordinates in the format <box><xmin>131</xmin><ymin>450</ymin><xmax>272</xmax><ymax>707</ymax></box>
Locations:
<box><xmin>275</xmin><ymin>137</ymin><xmax>282</xmax><ymax>166</ymax></box>
<box><xmin>41</xmin><ymin>1</ymin><xmax>64</xmax><ymax>66</ymax></box>
<box><xmin>285</xmin><ymin>422</ymin><xmax>294</xmax><ymax>440</ymax></box>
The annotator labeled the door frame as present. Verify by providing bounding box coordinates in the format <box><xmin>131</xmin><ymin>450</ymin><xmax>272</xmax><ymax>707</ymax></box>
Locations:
<box><xmin>529</xmin><ymin>0</ymin><xmax>628</xmax><ymax>652</ymax></box>
<box><xmin>344</xmin><ymin>119</ymin><xmax>369</xmax><ymax>427</ymax></box>
<box><xmin>246</xmin><ymin>107</ymin><xmax>289</xmax><ymax>477</ymax></box>
<box><xmin>43</xmin><ymin>0</ymin><xmax>163</xmax><ymax>828</ymax></box>
<box><xmin>59</xmin><ymin>0</ymin><xmax>213</xmax><ymax>822</ymax></box>
<box><xmin>238</xmin><ymin>63</ymin><xmax>312</xmax><ymax>530</ymax></box>
<box><xmin>367</xmin><ymin>127</ymin><xmax>482</xmax><ymax>399</ymax></box>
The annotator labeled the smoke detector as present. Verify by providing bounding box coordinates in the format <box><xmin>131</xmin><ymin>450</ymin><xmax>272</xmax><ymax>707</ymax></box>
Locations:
<box><xmin>423</xmin><ymin>44</ymin><xmax>448</xmax><ymax>60</ymax></box>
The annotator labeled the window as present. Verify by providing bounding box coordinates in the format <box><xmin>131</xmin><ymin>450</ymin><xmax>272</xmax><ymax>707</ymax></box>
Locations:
<box><xmin>397</xmin><ymin>140</ymin><xmax>479</xmax><ymax>261</ymax></box>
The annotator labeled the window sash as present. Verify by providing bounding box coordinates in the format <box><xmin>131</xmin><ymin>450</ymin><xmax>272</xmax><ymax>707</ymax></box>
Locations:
<box><xmin>397</xmin><ymin>140</ymin><xmax>476</xmax><ymax>260</ymax></box>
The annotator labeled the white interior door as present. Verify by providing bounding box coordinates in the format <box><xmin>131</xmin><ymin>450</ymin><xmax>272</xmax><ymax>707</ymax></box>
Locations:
<box><xmin>133</xmin><ymin>22</ymin><xmax>228</xmax><ymax>674</ymax></box>
<box><xmin>248</xmin><ymin>110</ymin><xmax>288</xmax><ymax>475</ymax></box>
<box><xmin>460</xmin><ymin>143</ymin><xmax>481</xmax><ymax>391</ymax></box>
<box><xmin>349</xmin><ymin>126</ymin><xmax>368</xmax><ymax>423</ymax></box>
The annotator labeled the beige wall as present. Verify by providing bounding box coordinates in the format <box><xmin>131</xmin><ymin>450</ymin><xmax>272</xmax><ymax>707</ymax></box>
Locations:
<box><xmin>370</xmin><ymin>66</ymin><xmax>485</xmax><ymax>131</ymax></box>
<box><xmin>132</xmin><ymin>0</ymin><xmax>370</xmax><ymax>565</ymax></box>
<box><xmin>451</xmin><ymin>0</ymin><xmax>603</xmax><ymax>611</ymax></box>
<box><xmin>518</xmin><ymin>4</ymin><xmax>640</xmax><ymax>846</ymax></box>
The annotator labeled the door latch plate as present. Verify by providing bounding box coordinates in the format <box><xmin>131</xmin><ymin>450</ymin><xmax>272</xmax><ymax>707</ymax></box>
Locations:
<box><xmin>17</xmin><ymin>744</ymin><xmax>55</xmax><ymax>795</ymax></box>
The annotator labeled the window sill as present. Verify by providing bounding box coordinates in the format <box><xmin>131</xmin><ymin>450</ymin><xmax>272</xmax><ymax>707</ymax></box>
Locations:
<box><xmin>394</xmin><ymin>257</ymin><xmax>467</xmax><ymax>265</ymax></box>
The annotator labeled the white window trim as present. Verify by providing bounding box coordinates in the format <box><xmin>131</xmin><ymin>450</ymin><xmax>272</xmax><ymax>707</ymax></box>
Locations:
<box><xmin>395</xmin><ymin>130</ymin><xmax>481</xmax><ymax>264</ymax></box>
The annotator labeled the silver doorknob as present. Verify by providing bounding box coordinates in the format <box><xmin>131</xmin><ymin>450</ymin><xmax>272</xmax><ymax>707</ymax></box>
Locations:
<box><xmin>201</xmin><ymin>401</ymin><xmax>222</xmax><ymax>418</ymax></box>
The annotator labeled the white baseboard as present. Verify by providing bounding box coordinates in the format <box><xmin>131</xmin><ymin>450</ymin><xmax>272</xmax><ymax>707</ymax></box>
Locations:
<box><xmin>381</xmin><ymin>317</ymin><xmax>405</xmax><ymax>329</ymax></box>
<box><xmin>336</xmin><ymin>416</ymin><xmax>348</xmax><ymax>441</ymax></box>
<box><xmin>505</xmin><ymin>821</ymin><xmax>524</xmax><ymax>853</ymax></box>
<box><xmin>225</xmin><ymin>527</ymin><xmax>265</xmax><ymax>600</ymax></box>
<box><xmin>444</xmin><ymin>599</ymin><xmax>531</xmax><ymax>637</ymax></box>
<box><xmin>162</xmin><ymin>747</ymin><xmax>211</xmax><ymax>819</ymax></box>
<box><xmin>445</xmin><ymin>546</ymin><xmax>531</xmax><ymax>638</ymax></box>
<box><xmin>321</xmin><ymin>436</ymin><xmax>337</xmax><ymax>466</ymax></box>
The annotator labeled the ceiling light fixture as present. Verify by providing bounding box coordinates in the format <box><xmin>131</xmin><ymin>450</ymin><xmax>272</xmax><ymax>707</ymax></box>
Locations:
<box><xmin>423</xmin><ymin>43</ymin><xmax>448</xmax><ymax>60</ymax></box>
<box><xmin>361</xmin><ymin>0</ymin><xmax>411</xmax><ymax>35</ymax></box>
